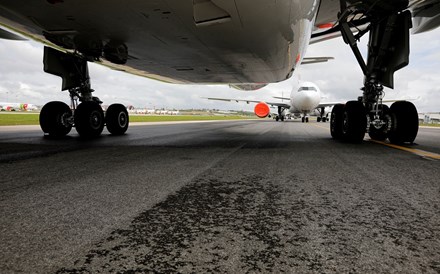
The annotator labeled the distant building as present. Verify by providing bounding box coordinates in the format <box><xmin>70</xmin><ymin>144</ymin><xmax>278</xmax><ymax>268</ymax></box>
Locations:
<box><xmin>420</xmin><ymin>113</ymin><xmax>440</xmax><ymax>124</ymax></box>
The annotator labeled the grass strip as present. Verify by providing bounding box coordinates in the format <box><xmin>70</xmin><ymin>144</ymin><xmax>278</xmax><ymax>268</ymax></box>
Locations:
<box><xmin>0</xmin><ymin>113</ymin><xmax>254</xmax><ymax>126</ymax></box>
<box><xmin>0</xmin><ymin>113</ymin><xmax>40</xmax><ymax>125</ymax></box>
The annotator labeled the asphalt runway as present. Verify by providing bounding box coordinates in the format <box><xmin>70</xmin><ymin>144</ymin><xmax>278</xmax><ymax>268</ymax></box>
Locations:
<box><xmin>0</xmin><ymin>120</ymin><xmax>439</xmax><ymax>273</ymax></box>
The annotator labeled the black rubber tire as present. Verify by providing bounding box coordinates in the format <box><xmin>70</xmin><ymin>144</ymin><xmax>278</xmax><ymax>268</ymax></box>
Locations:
<box><xmin>302</xmin><ymin>117</ymin><xmax>305</xmax><ymax>123</ymax></box>
<box><xmin>74</xmin><ymin>101</ymin><xmax>105</xmax><ymax>138</ymax></box>
<box><xmin>280</xmin><ymin>116</ymin><xmax>285</xmax><ymax>122</ymax></box>
<box><xmin>330</xmin><ymin>104</ymin><xmax>345</xmax><ymax>139</ymax></box>
<box><xmin>368</xmin><ymin>104</ymin><xmax>390</xmax><ymax>141</ymax></box>
<box><xmin>341</xmin><ymin>101</ymin><xmax>367</xmax><ymax>143</ymax></box>
<box><xmin>317</xmin><ymin>117</ymin><xmax>321</xmax><ymax>122</ymax></box>
<box><xmin>39</xmin><ymin>101</ymin><xmax>72</xmax><ymax>138</ymax></box>
<box><xmin>306</xmin><ymin>117</ymin><xmax>309</xmax><ymax>123</ymax></box>
<box><xmin>388</xmin><ymin>101</ymin><xmax>419</xmax><ymax>144</ymax></box>
<box><xmin>275</xmin><ymin>116</ymin><xmax>279</xmax><ymax>122</ymax></box>
<box><xmin>322</xmin><ymin>117</ymin><xmax>327</xmax><ymax>123</ymax></box>
<box><xmin>106</xmin><ymin>103</ymin><xmax>129</xmax><ymax>135</ymax></box>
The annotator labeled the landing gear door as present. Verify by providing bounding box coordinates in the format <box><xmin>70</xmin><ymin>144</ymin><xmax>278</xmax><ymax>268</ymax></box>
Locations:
<box><xmin>43</xmin><ymin>47</ymin><xmax>89</xmax><ymax>91</ymax></box>
<box><xmin>367</xmin><ymin>11</ymin><xmax>411</xmax><ymax>88</ymax></box>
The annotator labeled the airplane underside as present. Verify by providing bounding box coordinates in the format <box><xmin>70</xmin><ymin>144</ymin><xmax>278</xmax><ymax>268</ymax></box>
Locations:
<box><xmin>0</xmin><ymin>0</ymin><xmax>437</xmax><ymax>141</ymax></box>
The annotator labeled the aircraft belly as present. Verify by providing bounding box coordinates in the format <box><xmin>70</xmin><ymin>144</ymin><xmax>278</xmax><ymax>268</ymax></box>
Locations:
<box><xmin>0</xmin><ymin>0</ymin><xmax>319</xmax><ymax>84</ymax></box>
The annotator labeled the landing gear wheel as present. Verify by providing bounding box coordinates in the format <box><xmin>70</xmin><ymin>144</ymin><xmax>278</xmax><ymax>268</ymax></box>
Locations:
<box><xmin>330</xmin><ymin>104</ymin><xmax>345</xmax><ymax>140</ymax></box>
<box><xmin>106</xmin><ymin>104</ymin><xmax>129</xmax><ymax>135</ymax></box>
<box><xmin>302</xmin><ymin>117</ymin><xmax>305</xmax><ymax>123</ymax></box>
<box><xmin>317</xmin><ymin>117</ymin><xmax>321</xmax><ymax>122</ymax></box>
<box><xmin>388</xmin><ymin>101</ymin><xmax>419</xmax><ymax>144</ymax></box>
<box><xmin>275</xmin><ymin>116</ymin><xmax>279</xmax><ymax>122</ymax></box>
<box><xmin>280</xmin><ymin>116</ymin><xmax>285</xmax><ymax>122</ymax></box>
<box><xmin>74</xmin><ymin>101</ymin><xmax>105</xmax><ymax>138</ymax></box>
<box><xmin>322</xmin><ymin>117</ymin><xmax>327</xmax><ymax>123</ymax></box>
<box><xmin>40</xmin><ymin>101</ymin><xmax>72</xmax><ymax>138</ymax></box>
<box><xmin>368</xmin><ymin>104</ymin><xmax>390</xmax><ymax>141</ymax></box>
<box><xmin>305</xmin><ymin>117</ymin><xmax>309</xmax><ymax>123</ymax></box>
<box><xmin>342</xmin><ymin>101</ymin><xmax>367</xmax><ymax>143</ymax></box>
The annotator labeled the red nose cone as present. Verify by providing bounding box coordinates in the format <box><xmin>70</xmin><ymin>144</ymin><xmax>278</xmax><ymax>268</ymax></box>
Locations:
<box><xmin>254</xmin><ymin>102</ymin><xmax>270</xmax><ymax>118</ymax></box>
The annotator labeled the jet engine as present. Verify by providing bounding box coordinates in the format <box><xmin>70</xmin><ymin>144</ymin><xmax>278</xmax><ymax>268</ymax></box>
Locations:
<box><xmin>254</xmin><ymin>102</ymin><xmax>270</xmax><ymax>118</ymax></box>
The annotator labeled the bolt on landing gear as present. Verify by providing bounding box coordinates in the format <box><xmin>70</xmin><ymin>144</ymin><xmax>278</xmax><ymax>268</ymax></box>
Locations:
<box><xmin>39</xmin><ymin>47</ymin><xmax>129</xmax><ymax>138</ymax></box>
<box><xmin>331</xmin><ymin>1</ymin><xmax>419</xmax><ymax>144</ymax></box>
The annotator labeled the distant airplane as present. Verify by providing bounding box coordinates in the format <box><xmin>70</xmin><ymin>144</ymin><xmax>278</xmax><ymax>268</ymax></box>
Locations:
<box><xmin>205</xmin><ymin>82</ymin><xmax>337</xmax><ymax>123</ymax></box>
<box><xmin>0</xmin><ymin>102</ymin><xmax>38</xmax><ymax>111</ymax></box>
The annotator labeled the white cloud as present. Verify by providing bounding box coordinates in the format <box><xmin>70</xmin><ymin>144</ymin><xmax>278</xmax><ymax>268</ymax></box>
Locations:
<box><xmin>0</xmin><ymin>26</ymin><xmax>439</xmax><ymax>112</ymax></box>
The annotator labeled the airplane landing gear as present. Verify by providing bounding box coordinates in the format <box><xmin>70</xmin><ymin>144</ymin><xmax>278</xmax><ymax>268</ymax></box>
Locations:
<box><xmin>388</xmin><ymin>101</ymin><xmax>419</xmax><ymax>144</ymax></box>
<box><xmin>39</xmin><ymin>101</ymin><xmax>73</xmax><ymax>138</ymax></box>
<box><xmin>333</xmin><ymin>2</ymin><xmax>418</xmax><ymax>144</ymax></box>
<box><xmin>275</xmin><ymin>106</ymin><xmax>286</xmax><ymax>122</ymax></box>
<box><xmin>341</xmin><ymin>101</ymin><xmax>367</xmax><ymax>143</ymax></box>
<box><xmin>106</xmin><ymin>104</ymin><xmax>129</xmax><ymax>135</ymax></box>
<box><xmin>74</xmin><ymin>101</ymin><xmax>105</xmax><ymax>138</ymax></box>
<box><xmin>317</xmin><ymin>107</ymin><xmax>327</xmax><ymax>122</ymax></box>
<box><xmin>40</xmin><ymin>47</ymin><xmax>129</xmax><ymax>138</ymax></box>
<box><xmin>368</xmin><ymin>104</ymin><xmax>390</xmax><ymax>141</ymax></box>
<box><xmin>330</xmin><ymin>104</ymin><xmax>345</xmax><ymax>139</ymax></box>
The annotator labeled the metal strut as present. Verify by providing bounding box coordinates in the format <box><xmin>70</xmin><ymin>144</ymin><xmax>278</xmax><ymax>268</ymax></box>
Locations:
<box><xmin>338</xmin><ymin>1</ymin><xmax>412</xmax><ymax>109</ymax></box>
<box><xmin>338</xmin><ymin>1</ymin><xmax>369</xmax><ymax>77</ymax></box>
<box><xmin>43</xmin><ymin>46</ymin><xmax>102</xmax><ymax>110</ymax></box>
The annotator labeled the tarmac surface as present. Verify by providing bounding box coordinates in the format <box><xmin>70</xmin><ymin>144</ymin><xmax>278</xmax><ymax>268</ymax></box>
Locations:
<box><xmin>0</xmin><ymin>120</ymin><xmax>439</xmax><ymax>273</ymax></box>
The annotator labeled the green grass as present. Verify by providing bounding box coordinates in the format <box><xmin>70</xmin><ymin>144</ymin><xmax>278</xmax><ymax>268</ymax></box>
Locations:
<box><xmin>420</xmin><ymin>123</ymin><xmax>440</xmax><ymax>127</ymax></box>
<box><xmin>0</xmin><ymin>113</ymin><xmax>40</xmax><ymax>125</ymax></box>
<box><xmin>129</xmin><ymin>115</ymin><xmax>254</xmax><ymax>123</ymax></box>
<box><xmin>0</xmin><ymin>113</ymin><xmax>253</xmax><ymax>126</ymax></box>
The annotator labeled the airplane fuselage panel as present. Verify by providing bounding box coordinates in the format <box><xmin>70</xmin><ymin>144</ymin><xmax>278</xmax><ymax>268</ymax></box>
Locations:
<box><xmin>0</xmin><ymin>0</ymin><xmax>320</xmax><ymax>85</ymax></box>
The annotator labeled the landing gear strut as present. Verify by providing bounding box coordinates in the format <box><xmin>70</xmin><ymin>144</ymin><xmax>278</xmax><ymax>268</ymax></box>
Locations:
<box><xmin>317</xmin><ymin>107</ymin><xmax>327</xmax><ymax>122</ymax></box>
<box><xmin>40</xmin><ymin>47</ymin><xmax>129</xmax><ymax>138</ymax></box>
<box><xmin>331</xmin><ymin>1</ymin><xmax>419</xmax><ymax>144</ymax></box>
<box><xmin>275</xmin><ymin>106</ymin><xmax>286</xmax><ymax>122</ymax></box>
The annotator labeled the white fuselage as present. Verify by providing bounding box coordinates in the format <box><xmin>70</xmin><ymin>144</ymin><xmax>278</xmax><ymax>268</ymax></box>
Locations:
<box><xmin>0</xmin><ymin>0</ymin><xmax>320</xmax><ymax>86</ymax></box>
<box><xmin>289</xmin><ymin>82</ymin><xmax>321</xmax><ymax>115</ymax></box>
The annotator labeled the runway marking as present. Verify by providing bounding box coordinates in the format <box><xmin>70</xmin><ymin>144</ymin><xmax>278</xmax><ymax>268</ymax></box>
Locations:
<box><xmin>294</xmin><ymin>123</ymin><xmax>439</xmax><ymax>160</ymax></box>
<box><xmin>369</xmin><ymin>140</ymin><xmax>440</xmax><ymax>160</ymax></box>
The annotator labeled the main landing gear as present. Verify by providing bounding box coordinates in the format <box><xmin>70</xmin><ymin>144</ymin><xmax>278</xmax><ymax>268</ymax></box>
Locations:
<box><xmin>330</xmin><ymin>1</ymin><xmax>419</xmax><ymax>144</ymax></box>
<box><xmin>275</xmin><ymin>106</ymin><xmax>286</xmax><ymax>122</ymax></box>
<box><xmin>39</xmin><ymin>47</ymin><xmax>129</xmax><ymax>138</ymax></box>
<box><xmin>317</xmin><ymin>107</ymin><xmax>328</xmax><ymax>123</ymax></box>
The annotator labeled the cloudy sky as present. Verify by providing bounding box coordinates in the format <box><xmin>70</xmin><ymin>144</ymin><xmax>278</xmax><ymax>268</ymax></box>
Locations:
<box><xmin>0</xmin><ymin>27</ymin><xmax>439</xmax><ymax>112</ymax></box>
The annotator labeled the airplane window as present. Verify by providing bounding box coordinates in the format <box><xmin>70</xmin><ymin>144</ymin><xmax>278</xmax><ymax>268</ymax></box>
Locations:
<box><xmin>298</xmin><ymin>87</ymin><xmax>317</xmax><ymax>92</ymax></box>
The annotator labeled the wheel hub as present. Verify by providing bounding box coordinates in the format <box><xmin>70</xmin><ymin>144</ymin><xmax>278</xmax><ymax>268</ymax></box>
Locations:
<box><xmin>372</xmin><ymin>117</ymin><xmax>386</xmax><ymax>130</ymax></box>
<box><xmin>60</xmin><ymin>112</ymin><xmax>73</xmax><ymax>127</ymax></box>
<box><xmin>89</xmin><ymin>111</ymin><xmax>102</xmax><ymax>130</ymax></box>
<box><xmin>118</xmin><ymin>112</ymin><xmax>127</xmax><ymax>127</ymax></box>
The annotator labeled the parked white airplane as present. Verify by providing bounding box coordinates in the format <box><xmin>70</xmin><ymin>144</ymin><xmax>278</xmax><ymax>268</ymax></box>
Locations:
<box><xmin>0</xmin><ymin>102</ymin><xmax>38</xmax><ymax>111</ymax></box>
<box><xmin>205</xmin><ymin>82</ymin><xmax>336</xmax><ymax>123</ymax></box>
<box><xmin>0</xmin><ymin>0</ymin><xmax>438</xmax><ymax>143</ymax></box>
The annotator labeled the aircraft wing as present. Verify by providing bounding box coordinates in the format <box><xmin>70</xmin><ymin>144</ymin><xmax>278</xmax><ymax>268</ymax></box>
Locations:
<box><xmin>203</xmin><ymin>97</ymin><xmax>290</xmax><ymax>108</ymax></box>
